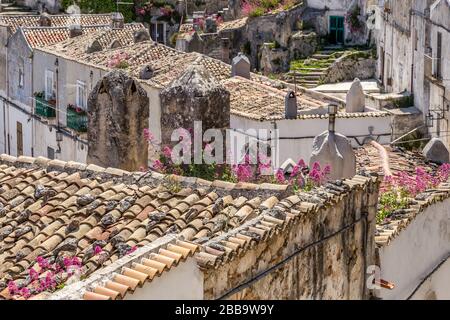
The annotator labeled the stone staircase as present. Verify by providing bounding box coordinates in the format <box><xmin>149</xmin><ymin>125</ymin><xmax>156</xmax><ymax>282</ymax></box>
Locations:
<box><xmin>283</xmin><ymin>46</ymin><xmax>346</xmax><ymax>89</ymax></box>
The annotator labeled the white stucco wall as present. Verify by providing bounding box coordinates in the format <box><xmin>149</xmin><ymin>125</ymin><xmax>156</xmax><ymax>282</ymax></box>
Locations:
<box><xmin>231</xmin><ymin>113</ymin><xmax>392</xmax><ymax>166</ymax></box>
<box><xmin>124</xmin><ymin>257</ymin><xmax>204</xmax><ymax>300</ymax></box>
<box><xmin>409</xmin><ymin>257</ymin><xmax>450</xmax><ymax>300</ymax></box>
<box><xmin>377</xmin><ymin>198</ymin><xmax>450</xmax><ymax>300</ymax></box>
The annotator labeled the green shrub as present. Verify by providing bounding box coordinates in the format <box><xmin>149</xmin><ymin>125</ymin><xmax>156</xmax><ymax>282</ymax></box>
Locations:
<box><xmin>249</xmin><ymin>7</ymin><xmax>265</xmax><ymax>17</ymax></box>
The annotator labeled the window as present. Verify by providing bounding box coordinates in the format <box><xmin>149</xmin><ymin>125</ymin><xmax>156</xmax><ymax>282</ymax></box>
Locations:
<box><xmin>436</xmin><ymin>32</ymin><xmax>442</xmax><ymax>79</ymax></box>
<box><xmin>76</xmin><ymin>80</ymin><xmax>87</xmax><ymax>109</ymax></box>
<box><xmin>16</xmin><ymin>122</ymin><xmax>23</xmax><ymax>156</ymax></box>
<box><xmin>150</xmin><ymin>22</ymin><xmax>166</xmax><ymax>44</ymax></box>
<box><xmin>47</xmin><ymin>147</ymin><xmax>55</xmax><ymax>160</ymax></box>
<box><xmin>18</xmin><ymin>58</ymin><xmax>24</xmax><ymax>88</ymax></box>
<box><xmin>45</xmin><ymin>70</ymin><xmax>55</xmax><ymax>101</ymax></box>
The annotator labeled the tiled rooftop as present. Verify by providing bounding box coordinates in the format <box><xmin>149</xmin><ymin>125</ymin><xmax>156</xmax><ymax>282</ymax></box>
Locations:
<box><xmin>217</xmin><ymin>17</ymin><xmax>248</xmax><ymax>32</ymax></box>
<box><xmin>41</xmin><ymin>23</ymin><xmax>145</xmax><ymax>56</ymax></box>
<box><xmin>0</xmin><ymin>13</ymin><xmax>112</xmax><ymax>33</ymax></box>
<box><xmin>223</xmin><ymin>76</ymin><xmax>327</xmax><ymax>120</ymax></box>
<box><xmin>0</xmin><ymin>154</ymin><xmax>377</xmax><ymax>300</ymax></box>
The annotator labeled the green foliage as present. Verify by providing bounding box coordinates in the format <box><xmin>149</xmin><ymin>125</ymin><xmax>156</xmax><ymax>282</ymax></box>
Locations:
<box><xmin>392</xmin><ymin>95</ymin><xmax>414</xmax><ymax>109</ymax></box>
<box><xmin>260</xmin><ymin>0</ymin><xmax>281</xmax><ymax>10</ymax></box>
<box><xmin>249</xmin><ymin>7</ymin><xmax>265</xmax><ymax>17</ymax></box>
<box><xmin>115</xmin><ymin>60</ymin><xmax>130</xmax><ymax>69</ymax></box>
<box><xmin>268</xmin><ymin>41</ymin><xmax>281</xmax><ymax>50</ymax></box>
<box><xmin>242</xmin><ymin>41</ymin><xmax>252</xmax><ymax>56</ymax></box>
<box><xmin>377</xmin><ymin>191</ymin><xmax>409</xmax><ymax>224</ymax></box>
<box><xmin>63</xmin><ymin>0</ymin><xmax>135</xmax><ymax>22</ymax></box>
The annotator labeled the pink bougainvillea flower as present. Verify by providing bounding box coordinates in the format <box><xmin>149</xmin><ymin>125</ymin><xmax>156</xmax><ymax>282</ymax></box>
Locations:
<box><xmin>94</xmin><ymin>246</ymin><xmax>103</xmax><ymax>255</ymax></box>
<box><xmin>20</xmin><ymin>287</ymin><xmax>31</xmax><ymax>299</ymax></box>
<box><xmin>127</xmin><ymin>246</ymin><xmax>138</xmax><ymax>255</ymax></box>
<box><xmin>29</xmin><ymin>268</ymin><xmax>39</xmax><ymax>281</ymax></box>
<box><xmin>275</xmin><ymin>169</ymin><xmax>285</xmax><ymax>183</ymax></box>
<box><xmin>7</xmin><ymin>281</ymin><xmax>18</xmax><ymax>295</ymax></box>
<box><xmin>162</xmin><ymin>146</ymin><xmax>172</xmax><ymax>158</ymax></box>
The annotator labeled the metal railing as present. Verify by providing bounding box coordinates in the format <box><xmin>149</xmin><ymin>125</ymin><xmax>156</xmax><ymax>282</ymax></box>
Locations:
<box><xmin>66</xmin><ymin>107</ymin><xmax>88</xmax><ymax>132</ymax></box>
<box><xmin>35</xmin><ymin>96</ymin><xmax>56</xmax><ymax>118</ymax></box>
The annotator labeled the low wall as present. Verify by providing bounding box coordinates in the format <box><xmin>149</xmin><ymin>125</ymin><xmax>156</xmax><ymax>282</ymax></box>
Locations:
<box><xmin>376</xmin><ymin>194</ymin><xmax>450</xmax><ymax>300</ymax></box>
<box><xmin>201</xmin><ymin>175</ymin><xmax>380</xmax><ymax>300</ymax></box>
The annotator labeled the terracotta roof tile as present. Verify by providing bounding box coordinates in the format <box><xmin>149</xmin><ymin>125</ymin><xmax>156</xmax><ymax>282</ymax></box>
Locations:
<box><xmin>0</xmin><ymin>154</ymin><xmax>377</xmax><ymax>299</ymax></box>
<box><xmin>0</xmin><ymin>14</ymin><xmax>112</xmax><ymax>34</ymax></box>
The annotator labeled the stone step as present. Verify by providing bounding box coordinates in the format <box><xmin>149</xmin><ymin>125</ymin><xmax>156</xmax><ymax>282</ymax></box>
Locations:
<box><xmin>298</xmin><ymin>75</ymin><xmax>323</xmax><ymax>80</ymax></box>
<box><xmin>311</xmin><ymin>53</ymin><xmax>333</xmax><ymax>60</ymax></box>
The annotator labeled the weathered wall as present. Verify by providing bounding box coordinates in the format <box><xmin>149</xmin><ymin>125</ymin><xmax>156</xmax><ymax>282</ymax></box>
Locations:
<box><xmin>230</xmin><ymin>113</ymin><xmax>392</xmax><ymax>168</ymax></box>
<box><xmin>16</xmin><ymin>0</ymin><xmax>62</xmax><ymax>13</ymax></box>
<box><xmin>377</xmin><ymin>196</ymin><xmax>450</xmax><ymax>300</ymax></box>
<box><xmin>409</xmin><ymin>257</ymin><xmax>450</xmax><ymax>300</ymax></box>
<box><xmin>0</xmin><ymin>26</ymin><xmax>10</xmax><ymax>97</ymax></box>
<box><xmin>7</xmin><ymin>30</ymin><xmax>33</xmax><ymax>109</ymax></box>
<box><xmin>202</xmin><ymin>176</ymin><xmax>379</xmax><ymax>300</ymax></box>
<box><xmin>87</xmin><ymin>70</ymin><xmax>149</xmax><ymax>171</ymax></box>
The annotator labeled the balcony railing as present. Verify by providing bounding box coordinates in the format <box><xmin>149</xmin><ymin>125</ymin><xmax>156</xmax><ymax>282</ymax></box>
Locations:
<box><xmin>66</xmin><ymin>106</ymin><xmax>88</xmax><ymax>133</ymax></box>
<box><xmin>35</xmin><ymin>96</ymin><xmax>56</xmax><ymax>118</ymax></box>
<box><xmin>424</xmin><ymin>54</ymin><xmax>442</xmax><ymax>80</ymax></box>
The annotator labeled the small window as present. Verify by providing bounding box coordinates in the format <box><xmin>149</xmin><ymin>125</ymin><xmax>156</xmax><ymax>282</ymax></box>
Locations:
<box><xmin>18</xmin><ymin>58</ymin><xmax>24</xmax><ymax>88</ymax></box>
<box><xmin>47</xmin><ymin>147</ymin><xmax>55</xmax><ymax>160</ymax></box>
<box><xmin>45</xmin><ymin>70</ymin><xmax>55</xmax><ymax>100</ymax></box>
<box><xmin>76</xmin><ymin>80</ymin><xmax>87</xmax><ymax>109</ymax></box>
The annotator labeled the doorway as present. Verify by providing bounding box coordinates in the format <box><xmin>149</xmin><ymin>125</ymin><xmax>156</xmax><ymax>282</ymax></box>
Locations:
<box><xmin>329</xmin><ymin>16</ymin><xmax>345</xmax><ymax>44</ymax></box>
<box><xmin>16</xmin><ymin>121</ymin><xmax>23</xmax><ymax>156</ymax></box>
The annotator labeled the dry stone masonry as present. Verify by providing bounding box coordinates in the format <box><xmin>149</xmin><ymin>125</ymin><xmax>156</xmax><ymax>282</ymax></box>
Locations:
<box><xmin>87</xmin><ymin>70</ymin><xmax>149</xmax><ymax>171</ymax></box>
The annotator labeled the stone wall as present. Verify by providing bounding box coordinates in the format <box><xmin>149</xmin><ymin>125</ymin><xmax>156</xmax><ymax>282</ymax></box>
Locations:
<box><xmin>321</xmin><ymin>51</ymin><xmax>376</xmax><ymax>84</ymax></box>
<box><xmin>202</xmin><ymin>175</ymin><xmax>379</xmax><ymax>300</ymax></box>
<box><xmin>87</xmin><ymin>70</ymin><xmax>149</xmax><ymax>172</ymax></box>
<box><xmin>159</xmin><ymin>61</ymin><xmax>230</xmax><ymax>151</ymax></box>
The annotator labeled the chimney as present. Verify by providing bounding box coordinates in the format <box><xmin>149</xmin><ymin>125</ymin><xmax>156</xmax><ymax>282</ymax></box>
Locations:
<box><xmin>69</xmin><ymin>24</ymin><xmax>83</xmax><ymax>38</ymax></box>
<box><xmin>231</xmin><ymin>52</ymin><xmax>250</xmax><ymax>79</ymax></box>
<box><xmin>285</xmin><ymin>91</ymin><xmax>297</xmax><ymax>119</ymax></box>
<box><xmin>134</xmin><ymin>29</ymin><xmax>151</xmax><ymax>43</ymax></box>
<box><xmin>111</xmin><ymin>12</ymin><xmax>124</xmax><ymax>29</ymax></box>
<box><xmin>221</xmin><ymin>38</ymin><xmax>230</xmax><ymax>64</ymax></box>
<box><xmin>39</xmin><ymin>13</ymin><xmax>51</xmax><ymax>27</ymax></box>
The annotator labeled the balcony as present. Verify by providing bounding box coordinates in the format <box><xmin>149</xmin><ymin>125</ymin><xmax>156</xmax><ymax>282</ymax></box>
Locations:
<box><xmin>66</xmin><ymin>105</ymin><xmax>88</xmax><ymax>133</ymax></box>
<box><xmin>424</xmin><ymin>54</ymin><xmax>442</xmax><ymax>82</ymax></box>
<box><xmin>35</xmin><ymin>95</ymin><xmax>56</xmax><ymax>118</ymax></box>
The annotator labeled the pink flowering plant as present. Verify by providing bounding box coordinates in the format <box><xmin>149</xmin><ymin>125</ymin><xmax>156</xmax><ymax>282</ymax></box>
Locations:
<box><xmin>143</xmin><ymin>128</ymin><xmax>331</xmax><ymax>189</ymax></box>
<box><xmin>5</xmin><ymin>241</ymin><xmax>118</xmax><ymax>299</ymax></box>
<box><xmin>107</xmin><ymin>52</ymin><xmax>130</xmax><ymax>69</ymax></box>
<box><xmin>377</xmin><ymin>164</ymin><xmax>450</xmax><ymax>224</ymax></box>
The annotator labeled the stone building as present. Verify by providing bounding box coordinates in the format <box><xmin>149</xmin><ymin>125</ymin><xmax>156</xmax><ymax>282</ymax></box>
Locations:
<box><xmin>376</xmin><ymin>0</ymin><xmax>450</xmax><ymax>148</ymax></box>
<box><xmin>0</xmin><ymin>13</ymin><xmax>115</xmax><ymax>158</ymax></box>
<box><xmin>0</xmin><ymin>153</ymin><xmax>379</xmax><ymax>300</ymax></box>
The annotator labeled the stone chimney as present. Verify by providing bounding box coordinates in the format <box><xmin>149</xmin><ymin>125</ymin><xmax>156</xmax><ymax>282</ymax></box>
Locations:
<box><xmin>346</xmin><ymin>78</ymin><xmax>365</xmax><ymax>113</ymax></box>
<box><xmin>111</xmin><ymin>12</ymin><xmax>124</xmax><ymax>29</ymax></box>
<box><xmin>87</xmin><ymin>70</ymin><xmax>149</xmax><ymax>171</ymax></box>
<box><xmin>69</xmin><ymin>24</ymin><xmax>83</xmax><ymax>38</ymax></box>
<box><xmin>86</xmin><ymin>39</ymin><xmax>103</xmax><ymax>53</ymax></box>
<box><xmin>139</xmin><ymin>65</ymin><xmax>154</xmax><ymax>80</ymax></box>
<box><xmin>221</xmin><ymin>38</ymin><xmax>230</xmax><ymax>64</ymax></box>
<box><xmin>231</xmin><ymin>53</ymin><xmax>250</xmax><ymax>79</ymax></box>
<box><xmin>205</xmin><ymin>17</ymin><xmax>217</xmax><ymax>33</ymax></box>
<box><xmin>134</xmin><ymin>29</ymin><xmax>151</xmax><ymax>43</ymax></box>
<box><xmin>159</xmin><ymin>61</ymin><xmax>230</xmax><ymax>154</ymax></box>
<box><xmin>309</xmin><ymin>104</ymin><xmax>356</xmax><ymax>180</ymax></box>
<box><xmin>285</xmin><ymin>91</ymin><xmax>297</xmax><ymax>119</ymax></box>
<box><xmin>39</xmin><ymin>13</ymin><xmax>52</xmax><ymax>27</ymax></box>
